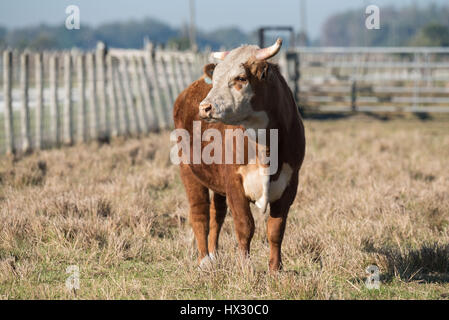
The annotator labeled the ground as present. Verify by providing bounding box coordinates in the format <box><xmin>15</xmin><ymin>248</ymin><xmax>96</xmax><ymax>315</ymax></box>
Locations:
<box><xmin>0</xmin><ymin>114</ymin><xmax>448</xmax><ymax>299</ymax></box>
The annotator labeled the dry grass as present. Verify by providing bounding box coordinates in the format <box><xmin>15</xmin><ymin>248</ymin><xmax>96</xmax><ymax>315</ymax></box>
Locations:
<box><xmin>1</xmin><ymin>115</ymin><xmax>449</xmax><ymax>299</ymax></box>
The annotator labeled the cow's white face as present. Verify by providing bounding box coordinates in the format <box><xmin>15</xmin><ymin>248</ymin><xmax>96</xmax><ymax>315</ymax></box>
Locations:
<box><xmin>199</xmin><ymin>45</ymin><xmax>259</xmax><ymax>126</ymax></box>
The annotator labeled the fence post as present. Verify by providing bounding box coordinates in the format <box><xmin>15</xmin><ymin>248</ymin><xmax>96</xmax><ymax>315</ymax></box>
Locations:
<box><xmin>77</xmin><ymin>54</ymin><xmax>87</xmax><ymax>143</ymax></box>
<box><xmin>63</xmin><ymin>53</ymin><xmax>73</xmax><ymax>145</ymax></box>
<box><xmin>86</xmin><ymin>53</ymin><xmax>98</xmax><ymax>140</ymax></box>
<box><xmin>156</xmin><ymin>50</ymin><xmax>174</xmax><ymax>127</ymax></box>
<box><xmin>3</xmin><ymin>50</ymin><xmax>14</xmax><ymax>155</ymax></box>
<box><xmin>49</xmin><ymin>54</ymin><xmax>60</xmax><ymax>146</ymax></box>
<box><xmin>286</xmin><ymin>51</ymin><xmax>300</xmax><ymax>104</ymax></box>
<box><xmin>131</xmin><ymin>56</ymin><xmax>149</xmax><ymax>134</ymax></box>
<box><xmin>113</xmin><ymin>63</ymin><xmax>129</xmax><ymax>136</ymax></box>
<box><xmin>144</xmin><ymin>42</ymin><xmax>167</xmax><ymax>130</ymax></box>
<box><xmin>120</xmin><ymin>56</ymin><xmax>139</xmax><ymax>134</ymax></box>
<box><xmin>106</xmin><ymin>55</ymin><xmax>119</xmax><ymax>137</ymax></box>
<box><xmin>137</xmin><ymin>56</ymin><xmax>157</xmax><ymax>130</ymax></box>
<box><xmin>351</xmin><ymin>80</ymin><xmax>357</xmax><ymax>112</ymax></box>
<box><xmin>96</xmin><ymin>42</ymin><xmax>108</xmax><ymax>138</ymax></box>
<box><xmin>173</xmin><ymin>55</ymin><xmax>186</xmax><ymax>94</ymax></box>
<box><xmin>165</xmin><ymin>54</ymin><xmax>180</xmax><ymax>99</ymax></box>
<box><xmin>35</xmin><ymin>52</ymin><xmax>44</xmax><ymax>150</ymax></box>
<box><xmin>180</xmin><ymin>55</ymin><xmax>194</xmax><ymax>87</ymax></box>
<box><xmin>20</xmin><ymin>52</ymin><xmax>31</xmax><ymax>153</ymax></box>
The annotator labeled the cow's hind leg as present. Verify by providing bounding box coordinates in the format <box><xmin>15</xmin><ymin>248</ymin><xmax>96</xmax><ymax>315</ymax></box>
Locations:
<box><xmin>179</xmin><ymin>164</ymin><xmax>210</xmax><ymax>266</ymax></box>
<box><xmin>208</xmin><ymin>192</ymin><xmax>227</xmax><ymax>259</ymax></box>
<box><xmin>227</xmin><ymin>176</ymin><xmax>255</xmax><ymax>257</ymax></box>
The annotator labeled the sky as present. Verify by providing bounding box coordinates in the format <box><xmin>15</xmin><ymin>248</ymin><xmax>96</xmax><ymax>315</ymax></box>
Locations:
<box><xmin>0</xmin><ymin>0</ymin><xmax>447</xmax><ymax>39</ymax></box>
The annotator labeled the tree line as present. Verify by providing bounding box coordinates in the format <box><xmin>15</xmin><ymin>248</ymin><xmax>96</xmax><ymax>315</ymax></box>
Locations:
<box><xmin>0</xmin><ymin>3</ymin><xmax>448</xmax><ymax>50</ymax></box>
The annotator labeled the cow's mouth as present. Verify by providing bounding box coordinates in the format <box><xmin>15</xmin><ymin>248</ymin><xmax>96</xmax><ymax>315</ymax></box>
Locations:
<box><xmin>199</xmin><ymin>116</ymin><xmax>219</xmax><ymax>123</ymax></box>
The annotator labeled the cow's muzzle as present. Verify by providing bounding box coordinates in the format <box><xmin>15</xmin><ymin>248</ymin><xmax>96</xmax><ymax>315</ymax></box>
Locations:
<box><xmin>199</xmin><ymin>102</ymin><xmax>214</xmax><ymax>121</ymax></box>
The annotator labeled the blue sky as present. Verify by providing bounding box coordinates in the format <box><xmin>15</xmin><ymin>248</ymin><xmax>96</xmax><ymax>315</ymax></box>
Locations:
<box><xmin>0</xmin><ymin>0</ymin><xmax>447</xmax><ymax>39</ymax></box>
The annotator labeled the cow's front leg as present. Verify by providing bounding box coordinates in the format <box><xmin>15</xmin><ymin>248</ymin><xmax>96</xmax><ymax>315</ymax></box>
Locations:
<box><xmin>266</xmin><ymin>173</ymin><xmax>298</xmax><ymax>272</ymax></box>
<box><xmin>266</xmin><ymin>203</ymin><xmax>288</xmax><ymax>272</ymax></box>
<box><xmin>227</xmin><ymin>175</ymin><xmax>255</xmax><ymax>257</ymax></box>
<box><xmin>180</xmin><ymin>164</ymin><xmax>210</xmax><ymax>266</ymax></box>
<box><xmin>208</xmin><ymin>192</ymin><xmax>227</xmax><ymax>259</ymax></box>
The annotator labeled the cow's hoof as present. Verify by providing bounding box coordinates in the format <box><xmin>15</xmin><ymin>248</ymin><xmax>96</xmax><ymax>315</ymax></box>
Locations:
<box><xmin>198</xmin><ymin>254</ymin><xmax>214</xmax><ymax>271</ymax></box>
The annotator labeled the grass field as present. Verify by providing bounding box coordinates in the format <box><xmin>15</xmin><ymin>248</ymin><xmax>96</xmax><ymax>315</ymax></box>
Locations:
<box><xmin>1</xmin><ymin>115</ymin><xmax>449</xmax><ymax>299</ymax></box>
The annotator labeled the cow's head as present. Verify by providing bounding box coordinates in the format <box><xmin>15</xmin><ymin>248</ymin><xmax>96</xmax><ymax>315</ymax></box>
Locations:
<box><xmin>199</xmin><ymin>39</ymin><xmax>283</xmax><ymax>128</ymax></box>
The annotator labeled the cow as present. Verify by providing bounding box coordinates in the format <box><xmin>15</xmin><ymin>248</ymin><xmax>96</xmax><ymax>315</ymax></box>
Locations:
<box><xmin>173</xmin><ymin>38</ymin><xmax>306</xmax><ymax>272</ymax></box>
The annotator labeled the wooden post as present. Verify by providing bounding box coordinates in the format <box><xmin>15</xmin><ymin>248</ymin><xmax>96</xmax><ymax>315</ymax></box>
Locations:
<box><xmin>144</xmin><ymin>42</ymin><xmax>166</xmax><ymax>129</ymax></box>
<box><xmin>137</xmin><ymin>56</ymin><xmax>157</xmax><ymax>130</ymax></box>
<box><xmin>113</xmin><ymin>64</ymin><xmax>129</xmax><ymax>135</ymax></box>
<box><xmin>35</xmin><ymin>52</ymin><xmax>44</xmax><ymax>150</ymax></box>
<box><xmin>3</xmin><ymin>50</ymin><xmax>14</xmax><ymax>154</ymax></box>
<box><xmin>96</xmin><ymin>42</ymin><xmax>108</xmax><ymax>138</ymax></box>
<box><xmin>180</xmin><ymin>55</ymin><xmax>194</xmax><ymax>89</ymax></box>
<box><xmin>63</xmin><ymin>53</ymin><xmax>73</xmax><ymax>145</ymax></box>
<box><xmin>156</xmin><ymin>51</ymin><xmax>174</xmax><ymax>127</ymax></box>
<box><xmin>20</xmin><ymin>52</ymin><xmax>31</xmax><ymax>153</ymax></box>
<box><xmin>131</xmin><ymin>56</ymin><xmax>149</xmax><ymax>134</ymax></box>
<box><xmin>351</xmin><ymin>80</ymin><xmax>357</xmax><ymax>112</ymax></box>
<box><xmin>286</xmin><ymin>51</ymin><xmax>300</xmax><ymax>103</ymax></box>
<box><xmin>86</xmin><ymin>53</ymin><xmax>98</xmax><ymax>139</ymax></box>
<box><xmin>77</xmin><ymin>54</ymin><xmax>87</xmax><ymax>143</ymax></box>
<box><xmin>49</xmin><ymin>54</ymin><xmax>60</xmax><ymax>146</ymax></box>
<box><xmin>173</xmin><ymin>55</ymin><xmax>186</xmax><ymax>94</ymax></box>
<box><xmin>165</xmin><ymin>54</ymin><xmax>180</xmax><ymax>99</ymax></box>
<box><xmin>106</xmin><ymin>55</ymin><xmax>119</xmax><ymax>137</ymax></box>
<box><xmin>120</xmin><ymin>56</ymin><xmax>139</xmax><ymax>134</ymax></box>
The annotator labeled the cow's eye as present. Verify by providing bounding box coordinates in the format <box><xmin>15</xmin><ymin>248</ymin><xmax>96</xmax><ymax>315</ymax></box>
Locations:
<box><xmin>235</xmin><ymin>76</ymin><xmax>247</xmax><ymax>82</ymax></box>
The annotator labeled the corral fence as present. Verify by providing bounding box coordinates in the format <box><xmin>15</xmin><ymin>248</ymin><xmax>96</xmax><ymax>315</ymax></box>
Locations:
<box><xmin>0</xmin><ymin>41</ymin><xmax>208</xmax><ymax>155</ymax></box>
<box><xmin>2</xmin><ymin>44</ymin><xmax>449</xmax><ymax>155</ymax></box>
<box><xmin>291</xmin><ymin>47</ymin><xmax>449</xmax><ymax>114</ymax></box>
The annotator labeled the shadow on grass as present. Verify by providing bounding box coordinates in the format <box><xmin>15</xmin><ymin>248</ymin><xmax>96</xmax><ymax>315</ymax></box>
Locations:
<box><xmin>363</xmin><ymin>241</ymin><xmax>449</xmax><ymax>284</ymax></box>
<box><xmin>302</xmin><ymin>111</ymin><xmax>399</xmax><ymax>121</ymax></box>
<box><xmin>301</xmin><ymin>110</ymin><xmax>436</xmax><ymax>122</ymax></box>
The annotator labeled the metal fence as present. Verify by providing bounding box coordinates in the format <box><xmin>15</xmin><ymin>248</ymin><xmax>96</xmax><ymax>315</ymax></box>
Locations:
<box><xmin>0</xmin><ymin>42</ymin><xmax>208</xmax><ymax>155</ymax></box>
<box><xmin>292</xmin><ymin>47</ymin><xmax>449</xmax><ymax>113</ymax></box>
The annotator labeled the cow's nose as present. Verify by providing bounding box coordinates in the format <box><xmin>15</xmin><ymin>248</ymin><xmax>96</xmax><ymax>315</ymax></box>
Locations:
<box><xmin>199</xmin><ymin>103</ymin><xmax>213</xmax><ymax>119</ymax></box>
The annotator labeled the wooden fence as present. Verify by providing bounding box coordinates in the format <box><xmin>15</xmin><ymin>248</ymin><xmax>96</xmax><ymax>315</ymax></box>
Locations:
<box><xmin>3</xmin><ymin>44</ymin><xmax>449</xmax><ymax>155</ymax></box>
<box><xmin>0</xmin><ymin>42</ymin><xmax>208</xmax><ymax>155</ymax></box>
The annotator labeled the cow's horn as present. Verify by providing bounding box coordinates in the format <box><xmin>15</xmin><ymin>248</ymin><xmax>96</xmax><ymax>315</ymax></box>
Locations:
<box><xmin>211</xmin><ymin>51</ymin><xmax>229</xmax><ymax>60</ymax></box>
<box><xmin>255</xmin><ymin>38</ymin><xmax>283</xmax><ymax>60</ymax></box>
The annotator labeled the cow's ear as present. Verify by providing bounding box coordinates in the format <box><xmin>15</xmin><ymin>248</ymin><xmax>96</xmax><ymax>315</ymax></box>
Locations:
<box><xmin>255</xmin><ymin>61</ymin><xmax>269</xmax><ymax>80</ymax></box>
<box><xmin>203</xmin><ymin>63</ymin><xmax>216</xmax><ymax>79</ymax></box>
<box><xmin>259</xmin><ymin>63</ymin><xmax>269</xmax><ymax>80</ymax></box>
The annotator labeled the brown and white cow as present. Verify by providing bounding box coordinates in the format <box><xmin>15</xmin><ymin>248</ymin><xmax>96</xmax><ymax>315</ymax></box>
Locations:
<box><xmin>173</xmin><ymin>39</ymin><xmax>305</xmax><ymax>271</ymax></box>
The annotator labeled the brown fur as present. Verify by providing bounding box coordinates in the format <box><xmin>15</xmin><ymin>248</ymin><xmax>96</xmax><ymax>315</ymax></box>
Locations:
<box><xmin>173</xmin><ymin>61</ymin><xmax>305</xmax><ymax>271</ymax></box>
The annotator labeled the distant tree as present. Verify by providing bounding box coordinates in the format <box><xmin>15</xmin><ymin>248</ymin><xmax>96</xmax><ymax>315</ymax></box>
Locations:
<box><xmin>29</xmin><ymin>33</ymin><xmax>58</xmax><ymax>50</ymax></box>
<box><xmin>166</xmin><ymin>37</ymin><xmax>191</xmax><ymax>50</ymax></box>
<box><xmin>0</xmin><ymin>17</ymin><xmax>251</xmax><ymax>51</ymax></box>
<box><xmin>409</xmin><ymin>23</ymin><xmax>449</xmax><ymax>46</ymax></box>
<box><xmin>0</xmin><ymin>26</ymin><xmax>6</xmax><ymax>49</ymax></box>
<box><xmin>320</xmin><ymin>3</ymin><xmax>449</xmax><ymax>47</ymax></box>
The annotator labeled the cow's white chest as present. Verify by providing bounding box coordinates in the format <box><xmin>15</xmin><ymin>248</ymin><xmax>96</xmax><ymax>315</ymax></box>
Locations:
<box><xmin>238</xmin><ymin>163</ymin><xmax>293</xmax><ymax>206</ymax></box>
